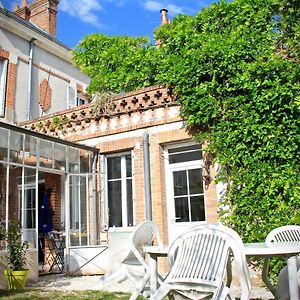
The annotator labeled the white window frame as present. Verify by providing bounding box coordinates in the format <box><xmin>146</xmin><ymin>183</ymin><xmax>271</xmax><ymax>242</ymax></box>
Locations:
<box><xmin>104</xmin><ymin>151</ymin><xmax>135</xmax><ymax>230</ymax></box>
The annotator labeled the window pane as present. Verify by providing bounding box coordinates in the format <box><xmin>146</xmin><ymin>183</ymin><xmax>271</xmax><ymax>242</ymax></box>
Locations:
<box><xmin>0</xmin><ymin>127</ymin><xmax>8</xmax><ymax>160</ymax></box>
<box><xmin>108</xmin><ymin>180</ymin><xmax>122</xmax><ymax>227</ymax></box>
<box><xmin>191</xmin><ymin>196</ymin><xmax>205</xmax><ymax>221</ymax></box>
<box><xmin>40</xmin><ymin>140</ymin><xmax>53</xmax><ymax>168</ymax></box>
<box><xmin>54</xmin><ymin>143</ymin><xmax>66</xmax><ymax>171</ymax></box>
<box><xmin>168</xmin><ymin>144</ymin><xmax>202</xmax><ymax>154</ymax></box>
<box><xmin>169</xmin><ymin>144</ymin><xmax>202</xmax><ymax>164</ymax></box>
<box><xmin>9</xmin><ymin>131</ymin><xmax>23</xmax><ymax>163</ymax></box>
<box><xmin>126</xmin><ymin>154</ymin><xmax>132</xmax><ymax>177</ymax></box>
<box><xmin>107</xmin><ymin>157</ymin><xmax>121</xmax><ymax>179</ymax></box>
<box><xmin>175</xmin><ymin>197</ymin><xmax>189</xmax><ymax>222</ymax></box>
<box><xmin>127</xmin><ymin>179</ymin><xmax>133</xmax><ymax>226</ymax></box>
<box><xmin>188</xmin><ymin>169</ymin><xmax>204</xmax><ymax>194</ymax></box>
<box><xmin>173</xmin><ymin>171</ymin><xmax>187</xmax><ymax>196</ymax></box>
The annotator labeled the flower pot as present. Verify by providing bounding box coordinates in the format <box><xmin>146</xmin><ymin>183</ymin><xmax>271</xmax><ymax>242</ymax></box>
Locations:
<box><xmin>4</xmin><ymin>269</ymin><xmax>29</xmax><ymax>290</ymax></box>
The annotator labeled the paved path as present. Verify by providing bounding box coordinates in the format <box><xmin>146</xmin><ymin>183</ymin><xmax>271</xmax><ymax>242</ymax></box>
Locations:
<box><xmin>29</xmin><ymin>274</ymin><xmax>274</xmax><ymax>299</ymax></box>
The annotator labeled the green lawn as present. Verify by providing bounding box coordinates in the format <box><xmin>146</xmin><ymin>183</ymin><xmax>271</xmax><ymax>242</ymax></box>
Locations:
<box><xmin>0</xmin><ymin>289</ymin><xmax>145</xmax><ymax>299</ymax></box>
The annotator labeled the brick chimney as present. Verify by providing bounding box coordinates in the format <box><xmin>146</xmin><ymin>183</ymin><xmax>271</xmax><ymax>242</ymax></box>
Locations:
<box><xmin>14</xmin><ymin>0</ymin><xmax>59</xmax><ymax>36</ymax></box>
<box><xmin>14</xmin><ymin>0</ymin><xmax>31</xmax><ymax>20</ymax></box>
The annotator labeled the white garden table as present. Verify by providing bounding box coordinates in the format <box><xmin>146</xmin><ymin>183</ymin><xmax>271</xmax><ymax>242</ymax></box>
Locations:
<box><xmin>145</xmin><ymin>241</ymin><xmax>300</xmax><ymax>300</ymax></box>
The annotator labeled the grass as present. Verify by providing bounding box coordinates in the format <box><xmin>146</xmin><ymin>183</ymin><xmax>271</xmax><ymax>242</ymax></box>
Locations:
<box><xmin>0</xmin><ymin>289</ymin><xmax>144</xmax><ymax>299</ymax></box>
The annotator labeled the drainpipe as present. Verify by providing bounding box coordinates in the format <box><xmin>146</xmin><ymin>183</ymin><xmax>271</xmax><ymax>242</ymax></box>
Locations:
<box><xmin>27</xmin><ymin>38</ymin><xmax>35</xmax><ymax>120</ymax></box>
<box><xmin>92</xmin><ymin>152</ymin><xmax>98</xmax><ymax>243</ymax></box>
<box><xmin>143</xmin><ymin>132</ymin><xmax>152</xmax><ymax>220</ymax></box>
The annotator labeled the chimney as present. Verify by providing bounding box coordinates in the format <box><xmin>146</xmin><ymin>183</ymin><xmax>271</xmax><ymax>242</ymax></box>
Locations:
<box><xmin>14</xmin><ymin>0</ymin><xmax>59</xmax><ymax>36</ymax></box>
<box><xmin>14</xmin><ymin>0</ymin><xmax>31</xmax><ymax>21</ymax></box>
<box><xmin>160</xmin><ymin>8</ymin><xmax>169</xmax><ymax>25</ymax></box>
<box><xmin>155</xmin><ymin>9</ymin><xmax>170</xmax><ymax>48</ymax></box>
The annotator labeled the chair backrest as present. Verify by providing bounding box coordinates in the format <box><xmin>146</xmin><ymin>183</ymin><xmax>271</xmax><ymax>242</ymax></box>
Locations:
<box><xmin>124</xmin><ymin>220</ymin><xmax>163</xmax><ymax>268</ymax></box>
<box><xmin>265</xmin><ymin>225</ymin><xmax>300</xmax><ymax>247</ymax></box>
<box><xmin>166</xmin><ymin>224</ymin><xmax>251</xmax><ymax>295</ymax></box>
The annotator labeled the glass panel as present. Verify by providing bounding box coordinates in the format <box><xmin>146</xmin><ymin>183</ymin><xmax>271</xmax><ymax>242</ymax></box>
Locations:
<box><xmin>24</xmin><ymin>135</ymin><xmax>37</xmax><ymax>167</ymax></box>
<box><xmin>107</xmin><ymin>157</ymin><xmax>121</xmax><ymax>179</ymax></box>
<box><xmin>188</xmin><ymin>168</ymin><xmax>204</xmax><ymax>194</ymax></box>
<box><xmin>54</xmin><ymin>143</ymin><xmax>66</xmax><ymax>171</ymax></box>
<box><xmin>39</xmin><ymin>140</ymin><xmax>53</xmax><ymax>168</ymax></box>
<box><xmin>9</xmin><ymin>131</ymin><xmax>23</xmax><ymax>163</ymax></box>
<box><xmin>69</xmin><ymin>175</ymin><xmax>87</xmax><ymax>246</ymax></box>
<box><xmin>173</xmin><ymin>171</ymin><xmax>187</xmax><ymax>196</ymax></box>
<box><xmin>69</xmin><ymin>147</ymin><xmax>80</xmax><ymax>172</ymax></box>
<box><xmin>175</xmin><ymin>197</ymin><xmax>189</xmax><ymax>222</ymax></box>
<box><xmin>79</xmin><ymin>149</ymin><xmax>90</xmax><ymax>173</ymax></box>
<box><xmin>21</xmin><ymin>168</ymin><xmax>37</xmax><ymax>248</ymax></box>
<box><xmin>190</xmin><ymin>195</ymin><xmax>205</xmax><ymax>221</ymax></box>
<box><xmin>108</xmin><ymin>180</ymin><xmax>122</xmax><ymax>227</ymax></box>
<box><xmin>0</xmin><ymin>128</ymin><xmax>8</xmax><ymax>158</ymax></box>
<box><xmin>127</xmin><ymin>179</ymin><xmax>133</xmax><ymax>226</ymax></box>
<box><xmin>168</xmin><ymin>144</ymin><xmax>202</xmax><ymax>154</ymax></box>
<box><xmin>0</xmin><ymin>127</ymin><xmax>8</xmax><ymax>161</ymax></box>
<box><xmin>126</xmin><ymin>154</ymin><xmax>132</xmax><ymax>177</ymax></box>
<box><xmin>169</xmin><ymin>144</ymin><xmax>202</xmax><ymax>164</ymax></box>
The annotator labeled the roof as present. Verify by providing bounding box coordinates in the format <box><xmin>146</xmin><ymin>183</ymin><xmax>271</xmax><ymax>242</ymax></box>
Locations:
<box><xmin>0</xmin><ymin>121</ymin><xmax>99</xmax><ymax>152</ymax></box>
<box><xmin>0</xmin><ymin>6</ymin><xmax>70</xmax><ymax>51</ymax></box>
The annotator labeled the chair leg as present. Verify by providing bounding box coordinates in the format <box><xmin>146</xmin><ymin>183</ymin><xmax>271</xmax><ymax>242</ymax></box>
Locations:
<box><xmin>99</xmin><ymin>264</ymin><xmax>129</xmax><ymax>286</ymax></box>
<box><xmin>151</xmin><ymin>283</ymin><xmax>171</xmax><ymax>300</ymax></box>
<box><xmin>262</xmin><ymin>258</ymin><xmax>276</xmax><ymax>296</ymax></box>
<box><xmin>129</xmin><ymin>273</ymin><xmax>150</xmax><ymax>300</ymax></box>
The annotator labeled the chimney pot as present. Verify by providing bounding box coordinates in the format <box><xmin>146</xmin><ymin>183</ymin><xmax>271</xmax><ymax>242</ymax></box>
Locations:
<box><xmin>160</xmin><ymin>8</ymin><xmax>169</xmax><ymax>25</ymax></box>
<box><xmin>22</xmin><ymin>0</ymin><xmax>29</xmax><ymax>6</ymax></box>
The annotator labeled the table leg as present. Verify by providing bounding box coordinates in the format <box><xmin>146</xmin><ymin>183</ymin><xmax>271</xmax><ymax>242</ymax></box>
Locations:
<box><xmin>287</xmin><ymin>255</ymin><xmax>299</xmax><ymax>300</ymax></box>
<box><xmin>149</xmin><ymin>253</ymin><xmax>158</xmax><ymax>296</ymax></box>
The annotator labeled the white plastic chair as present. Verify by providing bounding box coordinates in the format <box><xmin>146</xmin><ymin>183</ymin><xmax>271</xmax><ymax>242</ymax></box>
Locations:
<box><xmin>151</xmin><ymin>224</ymin><xmax>251</xmax><ymax>300</ymax></box>
<box><xmin>262</xmin><ymin>225</ymin><xmax>300</xmax><ymax>299</ymax></box>
<box><xmin>99</xmin><ymin>220</ymin><xmax>163</xmax><ymax>300</ymax></box>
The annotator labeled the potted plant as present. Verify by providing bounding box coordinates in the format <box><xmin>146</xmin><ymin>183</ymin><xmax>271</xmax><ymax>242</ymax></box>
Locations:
<box><xmin>1</xmin><ymin>221</ymin><xmax>29</xmax><ymax>290</ymax></box>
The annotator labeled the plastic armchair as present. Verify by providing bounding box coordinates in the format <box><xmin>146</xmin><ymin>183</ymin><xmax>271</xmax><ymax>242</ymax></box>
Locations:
<box><xmin>99</xmin><ymin>220</ymin><xmax>163</xmax><ymax>300</ymax></box>
<box><xmin>262</xmin><ymin>225</ymin><xmax>300</xmax><ymax>298</ymax></box>
<box><xmin>151</xmin><ymin>224</ymin><xmax>251</xmax><ymax>300</ymax></box>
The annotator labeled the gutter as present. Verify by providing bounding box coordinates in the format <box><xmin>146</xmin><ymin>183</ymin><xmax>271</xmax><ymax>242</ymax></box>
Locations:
<box><xmin>27</xmin><ymin>38</ymin><xmax>35</xmax><ymax>120</ymax></box>
<box><xmin>143</xmin><ymin>131</ymin><xmax>152</xmax><ymax>220</ymax></box>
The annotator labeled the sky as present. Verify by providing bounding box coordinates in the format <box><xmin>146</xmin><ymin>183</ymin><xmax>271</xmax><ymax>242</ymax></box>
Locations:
<box><xmin>2</xmin><ymin>0</ymin><xmax>216</xmax><ymax>48</ymax></box>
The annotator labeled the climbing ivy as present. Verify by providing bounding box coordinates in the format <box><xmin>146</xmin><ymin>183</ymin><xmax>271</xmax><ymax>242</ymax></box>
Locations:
<box><xmin>73</xmin><ymin>0</ymin><xmax>300</xmax><ymax>258</ymax></box>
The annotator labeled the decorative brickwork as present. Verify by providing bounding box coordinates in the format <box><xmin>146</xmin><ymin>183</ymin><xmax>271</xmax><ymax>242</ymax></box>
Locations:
<box><xmin>39</xmin><ymin>79</ymin><xmax>52</xmax><ymax>112</ymax></box>
<box><xmin>0</xmin><ymin>49</ymin><xmax>9</xmax><ymax>60</ymax></box>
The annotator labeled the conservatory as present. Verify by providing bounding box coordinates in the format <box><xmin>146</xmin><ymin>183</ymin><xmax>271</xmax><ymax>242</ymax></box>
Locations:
<box><xmin>0</xmin><ymin>121</ymin><xmax>101</xmax><ymax>280</ymax></box>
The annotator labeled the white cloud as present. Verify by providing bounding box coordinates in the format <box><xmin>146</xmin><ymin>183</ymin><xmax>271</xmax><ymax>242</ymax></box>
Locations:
<box><xmin>144</xmin><ymin>1</ymin><xmax>183</xmax><ymax>16</ymax></box>
<box><xmin>60</xmin><ymin>0</ymin><xmax>103</xmax><ymax>27</ymax></box>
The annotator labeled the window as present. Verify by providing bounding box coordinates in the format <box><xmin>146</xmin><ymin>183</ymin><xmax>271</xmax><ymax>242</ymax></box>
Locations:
<box><xmin>166</xmin><ymin>143</ymin><xmax>205</xmax><ymax>223</ymax></box>
<box><xmin>76</xmin><ymin>96</ymin><xmax>87</xmax><ymax>106</ymax></box>
<box><xmin>0</xmin><ymin>59</ymin><xmax>8</xmax><ymax>117</ymax></box>
<box><xmin>106</xmin><ymin>153</ymin><xmax>133</xmax><ymax>228</ymax></box>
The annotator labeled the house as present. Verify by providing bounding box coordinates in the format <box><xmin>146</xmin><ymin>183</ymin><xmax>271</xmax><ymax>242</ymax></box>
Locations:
<box><xmin>0</xmin><ymin>5</ymin><xmax>220</xmax><ymax>284</ymax></box>
<box><xmin>0</xmin><ymin>0</ymin><xmax>90</xmax><ymax>124</ymax></box>
<box><xmin>20</xmin><ymin>84</ymin><xmax>220</xmax><ymax>276</ymax></box>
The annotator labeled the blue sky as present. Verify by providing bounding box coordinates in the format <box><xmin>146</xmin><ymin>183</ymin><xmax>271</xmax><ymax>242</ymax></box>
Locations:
<box><xmin>2</xmin><ymin>0</ymin><xmax>216</xmax><ymax>48</ymax></box>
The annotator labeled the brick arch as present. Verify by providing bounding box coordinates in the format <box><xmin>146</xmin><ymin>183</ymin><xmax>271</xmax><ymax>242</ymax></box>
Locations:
<box><xmin>39</xmin><ymin>79</ymin><xmax>52</xmax><ymax>112</ymax></box>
